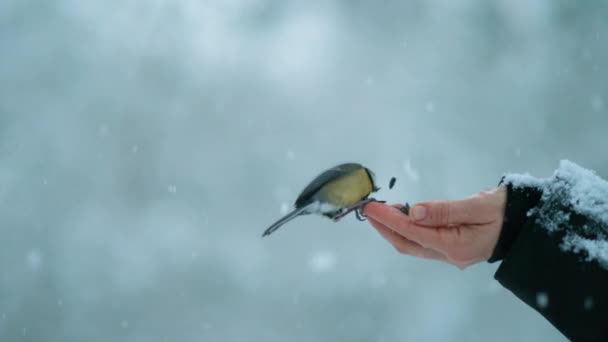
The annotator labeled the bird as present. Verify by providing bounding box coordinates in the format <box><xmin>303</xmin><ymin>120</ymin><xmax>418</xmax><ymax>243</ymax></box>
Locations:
<box><xmin>262</xmin><ymin>163</ymin><xmax>381</xmax><ymax>237</ymax></box>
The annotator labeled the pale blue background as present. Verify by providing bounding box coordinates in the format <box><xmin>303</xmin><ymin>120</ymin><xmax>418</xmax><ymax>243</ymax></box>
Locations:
<box><xmin>1</xmin><ymin>1</ymin><xmax>606</xmax><ymax>341</ymax></box>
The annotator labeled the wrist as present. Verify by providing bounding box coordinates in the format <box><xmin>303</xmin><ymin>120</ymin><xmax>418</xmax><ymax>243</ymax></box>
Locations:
<box><xmin>488</xmin><ymin>181</ymin><xmax>543</xmax><ymax>263</ymax></box>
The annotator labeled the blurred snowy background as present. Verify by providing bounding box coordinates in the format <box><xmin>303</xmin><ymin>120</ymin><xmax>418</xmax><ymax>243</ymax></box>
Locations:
<box><xmin>1</xmin><ymin>0</ymin><xmax>607</xmax><ymax>341</ymax></box>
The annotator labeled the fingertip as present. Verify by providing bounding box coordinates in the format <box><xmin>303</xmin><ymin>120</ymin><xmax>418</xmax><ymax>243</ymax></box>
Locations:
<box><xmin>362</xmin><ymin>201</ymin><xmax>384</xmax><ymax>218</ymax></box>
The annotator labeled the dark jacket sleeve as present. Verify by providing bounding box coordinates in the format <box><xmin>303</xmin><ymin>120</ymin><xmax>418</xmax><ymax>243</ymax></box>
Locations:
<box><xmin>489</xmin><ymin>181</ymin><xmax>608</xmax><ymax>341</ymax></box>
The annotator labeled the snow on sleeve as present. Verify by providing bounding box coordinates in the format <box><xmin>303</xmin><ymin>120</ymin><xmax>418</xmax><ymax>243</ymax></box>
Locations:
<box><xmin>502</xmin><ymin>172</ymin><xmax>548</xmax><ymax>190</ymax></box>
<box><xmin>554</xmin><ymin>160</ymin><xmax>608</xmax><ymax>227</ymax></box>
<box><xmin>503</xmin><ymin>160</ymin><xmax>608</xmax><ymax>269</ymax></box>
<box><xmin>561</xmin><ymin>234</ymin><xmax>608</xmax><ymax>269</ymax></box>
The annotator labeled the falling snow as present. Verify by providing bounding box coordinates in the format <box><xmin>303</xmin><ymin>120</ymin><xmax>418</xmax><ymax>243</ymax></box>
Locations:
<box><xmin>402</xmin><ymin>160</ymin><xmax>420</xmax><ymax>182</ymax></box>
<box><xmin>286</xmin><ymin>149</ymin><xmax>296</xmax><ymax>161</ymax></box>
<box><xmin>26</xmin><ymin>249</ymin><xmax>42</xmax><ymax>270</ymax></box>
<box><xmin>584</xmin><ymin>296</ymin><xmax>594</xmax><ymax>311</ymax></box>
<box><xmin>308</xmin><ymin>251</ymin><xmax>336</xmax><ymax>273</ymax></box>
<box><xmin>591</xmin><ymin>95</ymin><xmax>604</xmax><ymax>112</ymax></box>
<box><xmin>486</xmin><ymin>280</ymin><xmax>502</xmax><ymax>295</ymax></box>
<box><xmin>280</xmin><ymin>202</ymin><xmax>291</xmax><ymax>215</ymax></box>
<box><xmin>369</xmin><ymin>274</ymin><xmax>387</xmax><ymax>289</ymax></box>
<box><xmin>97</xmin><ymin>124</ymin><xmax>109</xmax><ymax>137</ymax></box>
<box><xmin>536</xmin><ymin>292</ymin><xmax>549</xmax><ymax>308</ymax></box>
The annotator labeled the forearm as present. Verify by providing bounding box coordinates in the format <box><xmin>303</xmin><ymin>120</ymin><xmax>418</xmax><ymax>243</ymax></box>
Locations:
<box><xmin>491</xmin><ymin>161</ymin><xmax>608</xmax><ymax>341</ymax></box>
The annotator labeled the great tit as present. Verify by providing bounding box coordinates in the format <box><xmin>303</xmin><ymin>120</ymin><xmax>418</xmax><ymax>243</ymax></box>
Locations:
<box><xmin>262</xmin><ymin>163</ymin><xmax>381</xmax><ymax>237</ymax></box>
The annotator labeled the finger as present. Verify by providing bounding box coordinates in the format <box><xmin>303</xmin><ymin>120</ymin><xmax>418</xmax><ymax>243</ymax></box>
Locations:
<box><xmin>363</xmin><ymin>201</ymin><xmax>399</xmax><ymax>217</ymax></box>
<box><xmin>364</xmin><ymin>202</ymin><xmax>445</xmax><ymax>250</ymax></box>
<box><xmin>368</xmin><ymin>218</ymin><xmax>447</xmax><ymax>261</ymax></box>
<box><xmin>409</xmin><ymin>198</ymin><xmax>485</xmax><ymax>227</ymax></box>
<box><xmin>362</xmin><ymin>202</ymin><xmax>402</xmax><ymax>215</ymax></box>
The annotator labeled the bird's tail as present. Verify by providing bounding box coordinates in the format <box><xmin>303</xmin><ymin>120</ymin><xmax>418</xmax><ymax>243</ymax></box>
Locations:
<box><xmin>262</xmin><ymin>205</ymin><xmax>309</xmax><ymax>237</ymax></box>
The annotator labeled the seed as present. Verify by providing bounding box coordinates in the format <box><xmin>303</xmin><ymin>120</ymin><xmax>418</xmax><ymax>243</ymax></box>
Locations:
<box><xmin>389</xmin><ymin>177</ymin><xmax>397</xmax><ymax>189</ymax></box>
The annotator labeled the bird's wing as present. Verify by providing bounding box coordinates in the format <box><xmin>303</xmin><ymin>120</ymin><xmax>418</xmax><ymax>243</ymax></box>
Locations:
<box><xmin>294</xmin><ymin>163</ymin><xmax>363</xmax><ymax>207</ymax></box>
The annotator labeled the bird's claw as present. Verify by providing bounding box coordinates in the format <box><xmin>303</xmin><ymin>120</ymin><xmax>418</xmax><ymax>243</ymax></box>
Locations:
<box><xmin>332</xmin><ymin>198</ymin><xmax>385</xmax><ymax>222</ymax></box>
<box><xmin>355</xmin><ymin>208</ymin><xmax>367</xmax><ymax>221</ymax></box>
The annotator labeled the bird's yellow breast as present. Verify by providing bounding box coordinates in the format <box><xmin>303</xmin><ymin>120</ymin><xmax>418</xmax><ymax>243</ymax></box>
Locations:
<box><xmin>317</xmin><ymin>167</ymin><xmax>373</xmax><ymax>207</ymax></box>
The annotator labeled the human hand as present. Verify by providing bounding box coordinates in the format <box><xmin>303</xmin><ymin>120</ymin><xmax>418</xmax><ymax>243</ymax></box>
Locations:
<box><xmin>363</xmin><ymin>186</ymin><xmax>507</xmax><ymax>269</ymax></box>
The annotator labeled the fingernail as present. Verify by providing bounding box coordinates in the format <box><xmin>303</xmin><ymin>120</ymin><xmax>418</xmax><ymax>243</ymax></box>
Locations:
<box><xmin>411</xmin><ymin>205</ymin><xmax>427</xmax><ymax>221</ymax></box>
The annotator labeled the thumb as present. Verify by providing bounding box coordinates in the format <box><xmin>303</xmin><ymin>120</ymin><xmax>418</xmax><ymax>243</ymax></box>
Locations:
<box><xmin>409</xmin><ymin>198</ymin><xmax>481</xmax><ymax>227</ymax></box>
